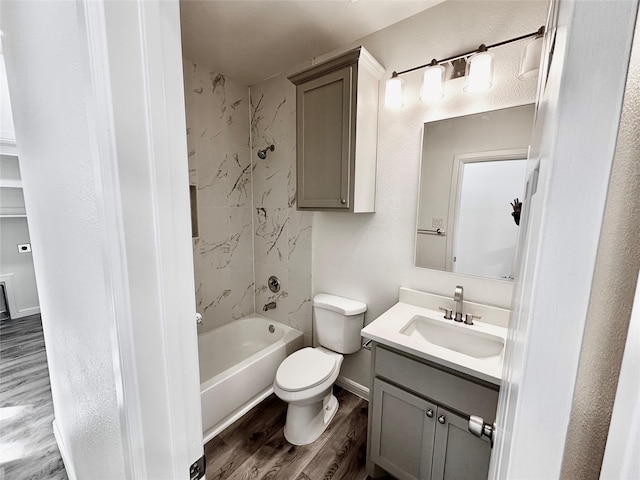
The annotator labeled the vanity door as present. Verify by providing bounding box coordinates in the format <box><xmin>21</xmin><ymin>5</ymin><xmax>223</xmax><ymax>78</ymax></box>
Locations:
<box><xmin>431</xmin><ymin>406</ymin><xmax>491</xmax><ymax>480</ymax></box>
<box><xmin>370</xmin><ymin>378</ymin><xmax>437</xmax><ymax>480</ymax></box>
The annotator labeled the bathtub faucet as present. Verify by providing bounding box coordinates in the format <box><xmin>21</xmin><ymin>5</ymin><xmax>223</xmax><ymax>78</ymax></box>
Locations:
<box><xmin>263</xmin><ymin>302</ymin><xmax>277</xmax><ymax>311</ymax></box>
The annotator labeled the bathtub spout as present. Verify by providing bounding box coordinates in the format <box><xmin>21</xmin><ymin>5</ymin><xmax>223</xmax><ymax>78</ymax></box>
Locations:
<box><xmin>263</xmin><ymin>302</ymin><xmax>277</xmax><ymax>311</ymax></box>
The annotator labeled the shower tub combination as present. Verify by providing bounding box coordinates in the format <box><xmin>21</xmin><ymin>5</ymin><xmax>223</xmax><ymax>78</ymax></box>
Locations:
<box><xmin>198</xmin><ymin>315</ymin><xmax>303</xmax><ymax>443</ymax></box>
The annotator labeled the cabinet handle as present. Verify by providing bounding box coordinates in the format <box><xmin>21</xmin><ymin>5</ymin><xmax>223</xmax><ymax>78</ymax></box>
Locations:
<box><xmin>438</xmin><ymin>415</ymin><xmax>446</xmax><ymax>424</ymax></box>
<box><xmin>341</xmin><ymin>198</ymin><xmax>347</xmax><ymax>204</ymax></box>
<box><xmin>426</xmin><ymin>409</ymin><xmax>434</xmax><ymax>418</ymax></box>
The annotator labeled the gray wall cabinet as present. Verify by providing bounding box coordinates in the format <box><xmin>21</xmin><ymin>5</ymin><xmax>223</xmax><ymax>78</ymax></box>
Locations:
<box><xmin>367</xmin><ymin>344</ymin><xmax>497</xmax><ymax>479</ymax></box>
<box><xmin>288</xmin><ymin>47</ymin><xmax>384</xmax><ymax>212</ymax></box>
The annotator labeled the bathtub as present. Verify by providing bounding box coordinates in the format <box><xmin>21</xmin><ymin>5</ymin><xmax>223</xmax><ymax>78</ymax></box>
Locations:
<box><xmin>198</xmin><ymin>315</ymin><xmax>304</xmax><ymax>443</ymax></box>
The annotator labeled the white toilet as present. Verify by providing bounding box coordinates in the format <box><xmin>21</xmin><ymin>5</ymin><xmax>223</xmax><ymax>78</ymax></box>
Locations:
<box><xmin>273</xmin><ymin>293</ymin><xmax>366</xmax><ymax>445</ymax></box>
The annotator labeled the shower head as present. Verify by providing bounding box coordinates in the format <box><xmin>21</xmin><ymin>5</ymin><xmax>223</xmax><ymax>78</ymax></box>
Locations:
<box><xmin>257</xmin><ymin>144</ymin><xmax>275</xmax><ymax>159</ymax></box>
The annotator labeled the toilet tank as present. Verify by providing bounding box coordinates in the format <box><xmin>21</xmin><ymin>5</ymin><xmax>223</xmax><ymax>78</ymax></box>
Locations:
<box><xmin>313</xmin><ymin>293</ymin><xmax>367</xmax><ymax>354</ymax></box>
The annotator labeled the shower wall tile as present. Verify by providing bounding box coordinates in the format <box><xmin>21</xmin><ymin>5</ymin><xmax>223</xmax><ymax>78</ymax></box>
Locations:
<box><xmin>251</xmin><ymin>75</ymin><xmax>313</xmax><ymax>339</ymax></box>
<box><xmin>184</xmin><ymin>59</ymin><xmax>254</xmax><ymax>333</ymax></box>
<box><xmin>254</xmin><ymin>207</ymin><xmax>289</xmax><ymax>266</ymax></box>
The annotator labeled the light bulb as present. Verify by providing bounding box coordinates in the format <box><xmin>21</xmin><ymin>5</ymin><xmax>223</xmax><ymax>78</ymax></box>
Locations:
<box><xmin>383</xmin><ymin>74</ymin><xmax>403</xmax><ymax>110</ymax></box>
<box><xmin>464</xmin><ymin>51</ymin><xmax>494</xmax><ymax>93</ymax></box>
<box><xmin>420</xmin><ymin>64</ymin><xmax>445</xmax><ymax>102</ymax></box>
<box><xmin>519</xmin><ymin>36</ymin><xmax>543</xmax><ymax>80</ymax></box>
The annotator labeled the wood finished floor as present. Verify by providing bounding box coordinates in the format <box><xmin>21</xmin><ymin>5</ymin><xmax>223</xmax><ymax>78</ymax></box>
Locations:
<box><xmin>0</xmin><ymin>314</ymin><xmax>68</xmax><ymax>480</ymax></box>
<box><xmin>205</xmin><ymin>388</ymin><xmax>371</xmax><ymax>480</ymax></box>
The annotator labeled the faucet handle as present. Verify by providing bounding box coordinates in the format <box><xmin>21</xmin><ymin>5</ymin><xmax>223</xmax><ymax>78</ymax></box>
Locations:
<box><xmin>439</xmin><ymin>307</ymin><xmax>453</xmax><ymax>320</ymax></box>
<box><xmin>464</xmin><ymin>314</ymin><xmax>481</xmax><ymax>325</ymax></box>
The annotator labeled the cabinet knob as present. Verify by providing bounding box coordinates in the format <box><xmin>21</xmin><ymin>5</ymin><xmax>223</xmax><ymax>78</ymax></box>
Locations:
<box><xmin>341</xmin><ymin>198</ymin><xmax>347</xmax><ymax>204</ymax></box>
<box><xmin>426</xmin><ymin>409</ymin><xmax>434</xmax><ymax>418</ymax></box>
<box><xmin>438</xmin><ymin>415</ymin><xmax>446</xmax><ymax>424</ymax></box>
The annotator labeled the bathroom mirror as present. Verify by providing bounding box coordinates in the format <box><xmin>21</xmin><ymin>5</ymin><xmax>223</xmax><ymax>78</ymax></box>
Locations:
<box><xmin>415</xmin><ymin>104</ymin><xmax>535</xmax><ymax>280</ymax></box>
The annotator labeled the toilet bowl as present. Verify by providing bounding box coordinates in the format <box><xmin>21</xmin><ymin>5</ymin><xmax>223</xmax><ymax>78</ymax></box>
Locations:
<box><xmin>274</xmin><ymin>347</ymin><xmax>344</xmax><ymax>445</ymax></box>
<box><xmin>274</xmin><ymin>293</ymin><xmax>366</xmax><ymax>445</ymax></box>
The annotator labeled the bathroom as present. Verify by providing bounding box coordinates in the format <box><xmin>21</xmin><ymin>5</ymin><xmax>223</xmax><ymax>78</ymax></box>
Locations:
<box><xmin>1</xmin><ymin>0</ymin><xmax>638</xmax><ymax>479</ymax></box>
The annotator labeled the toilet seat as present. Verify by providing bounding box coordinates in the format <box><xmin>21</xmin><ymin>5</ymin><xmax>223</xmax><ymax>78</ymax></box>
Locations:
<box><xmin>275</xmin><ymin>347</ymin><xmax>338</xmax><ymax>392</ymax></box>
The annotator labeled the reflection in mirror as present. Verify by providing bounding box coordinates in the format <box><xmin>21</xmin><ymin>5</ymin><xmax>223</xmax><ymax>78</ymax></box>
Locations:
<box><xmin>415</xmin><ymin>104</ymin><xmax>535</xmax><ymax>280</ymax></box>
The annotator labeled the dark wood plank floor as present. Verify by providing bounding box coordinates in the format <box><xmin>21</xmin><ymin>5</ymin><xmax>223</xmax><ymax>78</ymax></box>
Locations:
<box><xmin>205</xmin><ymin>388</ymin><xmax>371</xmax><ymax>480</ymax></box>
<box><xmin>0</xmin><ymin>314</ymin><xmax>67</xmax><ymax>480</ymax></box>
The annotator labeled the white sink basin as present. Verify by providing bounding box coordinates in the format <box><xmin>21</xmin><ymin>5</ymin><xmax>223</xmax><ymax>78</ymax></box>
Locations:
<box><xmin>361</xmin><ymin>289</ymin><xmax>510</xmax><ymax>384</ymax></box>
<box><xmin>400</xmin><ymin>315</ymin><xmax>504</xmax><ymax>358</ymax></box>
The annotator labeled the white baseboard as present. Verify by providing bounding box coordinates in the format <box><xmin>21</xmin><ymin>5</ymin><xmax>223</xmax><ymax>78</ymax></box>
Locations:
<box><xmin>14</xmin><ymin>306</ymin><xmax>41</xmax><ymax>318</ymax></box>
<box><xmin>336</xmin><ymin>376</ymin><xmax>370</xmax><ymax>401</ymax></box>
<box><xmin>53</xmin><ymin>419</ymin><xmax>77</xmax><ymax>480</ymax></box>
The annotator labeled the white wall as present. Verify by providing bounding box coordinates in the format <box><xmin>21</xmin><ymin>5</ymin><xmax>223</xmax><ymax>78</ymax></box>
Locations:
<box><xmin>0</xmin><ymin>51</ymin><xmax>15</xmax><ymax>142</ymax></box>
<box><xmin>2</xmin><ymin>1</ymin><xmax>204</xmax><ymax>478</ymax></box>
<box><xmin>310</xmin><ymin>0</ymin><xmax>547</xmax><ymax>388</ymax></box>
<box><xmin>0</xmin><ymin>55</ymin><xmax>39</xmax><ymax>318</ymax></box>
<box><xmin>1</xmin><ymin>2</ymin><xmax>126</xmax><ymax>477</ymax></box>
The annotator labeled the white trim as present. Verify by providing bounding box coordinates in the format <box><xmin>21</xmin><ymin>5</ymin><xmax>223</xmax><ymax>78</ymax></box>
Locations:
<box><xmin>76</xmin><ymin>3</ymin><xmax>145</xmax><ymax>477</ymax></box>
<box><xmin>14</xmin><ymin>306</ymin><xmax>40</xmax><ymax>318</ymax></box>
<box><xmin>336</xmin><ymin>375</ymin><xmax>370</xmax><ymax>401</ymax></box>
<box><xmin>53</xmin><ymin>420</ymin><xmax>77</xmax><ymax>480</ymax></box>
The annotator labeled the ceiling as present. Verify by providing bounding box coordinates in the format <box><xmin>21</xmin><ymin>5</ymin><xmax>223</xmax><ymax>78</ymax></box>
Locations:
<box><xmin>179</xmin><ymin>0</ymin><xmax>443</xmax><ymax>85</ymax></box>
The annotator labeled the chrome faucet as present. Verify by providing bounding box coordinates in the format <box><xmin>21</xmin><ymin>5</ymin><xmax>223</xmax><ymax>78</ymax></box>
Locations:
<box><xmin>454</xmin><ymin>286</ymin><xmax>464</xmax><ymax>322</ymax></box>
<box><xmin>263</xmin><ymin>301</ymin><xmax>277</xmax><ymax>311</ymax></box>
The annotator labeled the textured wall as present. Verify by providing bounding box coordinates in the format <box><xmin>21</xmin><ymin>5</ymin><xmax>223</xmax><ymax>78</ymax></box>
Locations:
<box><xmin>250</xmin><ymin>76</ymin><xmax>313</xmax><ymax>346</ymax></box>
<box><xmin>1</xmin><ymin>2</ymin><xmax>126</xmax><ymax>477</ymax></box>
<box><xmin>562</xmin><ymin>10</ymin><xmax>640</xmax><ymax>478</ymax></box>
<box><xmin>310</xmin><ymin>0</ymin><xmax>547</xmax><ymax>388</ymax></box>
<box><xmin>183</xmin><ymin>61</ymin><xmax>255</xmax><ymax>332</ymax></box>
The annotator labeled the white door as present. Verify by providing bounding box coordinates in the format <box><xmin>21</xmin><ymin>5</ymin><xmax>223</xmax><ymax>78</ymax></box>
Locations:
<box><xmin>452</xmin><ymin>158</ymin><xmax>526</xmax><ymax>279</ymax></box>
<box><xmin>490</xmin><ymin>1</ymin><xmax>639</xmax><ymax>478</ymax></box>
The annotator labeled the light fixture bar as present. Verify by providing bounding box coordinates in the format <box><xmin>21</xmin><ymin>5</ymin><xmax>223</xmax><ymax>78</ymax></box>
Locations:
<box><xmin>392</xmin><ymin>25</ymin><xmax>545</xmax><ymax>78</ymax></box>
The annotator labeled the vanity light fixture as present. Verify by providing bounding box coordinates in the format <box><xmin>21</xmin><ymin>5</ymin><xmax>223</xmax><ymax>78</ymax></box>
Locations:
<box><xmin>383</xmin><ymin>72</ymin><xmax>404</xmax><ymax>110</ymax></box>
<box><xmin>384</xmin><ymin>25</ymin><xmax>545</xmax><ymax>109</ymax></box>
<box><xmin>420</xmin><ymin>60</ymin><xmax>445</xmax><ymax>101</ymax></box>
<box><xmin>518</xmin><ymin>29</ymin><xmax>545</xmax><ymax>79</ymax></box>
<box><xmin>464</xmin><ymin>45</ymin><xmax>494</xmax><ymax>93</ymax></box>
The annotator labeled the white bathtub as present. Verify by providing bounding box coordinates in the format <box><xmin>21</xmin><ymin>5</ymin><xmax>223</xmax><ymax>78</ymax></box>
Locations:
<box><xmin>198</xmin><ymin>315</ymin><xmax>304</xmax><ymax>443</ymax></box>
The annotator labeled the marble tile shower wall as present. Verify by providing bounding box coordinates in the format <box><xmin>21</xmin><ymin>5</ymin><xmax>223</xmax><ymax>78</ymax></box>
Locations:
<box><xmin>183</xmin><ymin>60</ymin><xmax>254</xmax><ymax>333</ymax></box>
<box><xmin>184</xmin><ymin>61</ymin><xmax>312</xmax><ymax>342</ymax></box>
<box><xmin>251</xmin><ymin>75</ymin><xmax>313</xmax><ymax>346</ymax></box>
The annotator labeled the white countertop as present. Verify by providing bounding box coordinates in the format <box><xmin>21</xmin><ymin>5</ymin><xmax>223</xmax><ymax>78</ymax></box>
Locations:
<box><xmin>361</xmin><ymin>301</ymin><xmax>507</xmax><ymax>385</ymax></box>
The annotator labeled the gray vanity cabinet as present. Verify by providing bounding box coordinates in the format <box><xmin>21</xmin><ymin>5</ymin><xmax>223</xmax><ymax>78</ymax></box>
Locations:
<box><xmin>288</xmin><ymin>46</ymin><xmax>384</xmax><ymax>213</ymax></box>
<box><xmin>370</xmin><ymin>378</ymin><xmax>437</xmax><ymax>480</ymax></box>
<box><xmin>367</xmin><ymin>344</ymin><xmax>497</xmax><ymax>480</ymax></box>
<box><xmin>431</xmin><ymin>406</ymin><xmax>491</xmax><ymax>480</ymax></box>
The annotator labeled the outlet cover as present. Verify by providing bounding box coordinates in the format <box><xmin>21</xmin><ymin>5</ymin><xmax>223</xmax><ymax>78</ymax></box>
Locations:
<box><xmin>17</xmin><ymin>244</ymin><xmax>31</xmax><ymax>253</ymax></box>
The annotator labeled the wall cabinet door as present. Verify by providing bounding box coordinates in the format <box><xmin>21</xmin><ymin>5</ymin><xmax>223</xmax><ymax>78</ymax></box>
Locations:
<box><xmin>431</xmin><ymin>406</ymin><xmax>491</xmax><ymax>480</ymax></box>
<box><xmin>370</xmin><ymin>378</ymin><xmax>437</xmax><ymax>480</ymax></box>
<box><xmin>296</xmin><ymin>65</ymin><xmax>352</xmax><ymax>209</ymax></box>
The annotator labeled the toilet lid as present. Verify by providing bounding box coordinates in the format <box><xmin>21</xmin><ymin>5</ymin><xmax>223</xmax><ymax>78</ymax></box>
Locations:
<box><xmin>276</xmin><ymin>348</ymin><xmax>337</xmax><ymax>392</ymax></box>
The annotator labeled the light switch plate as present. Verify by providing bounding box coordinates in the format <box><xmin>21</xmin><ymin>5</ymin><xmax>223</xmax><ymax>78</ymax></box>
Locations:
<box><xmin>17</xmin><ymin>243</ymin><xmax>31</xmax><ymax>253</ymax></box>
